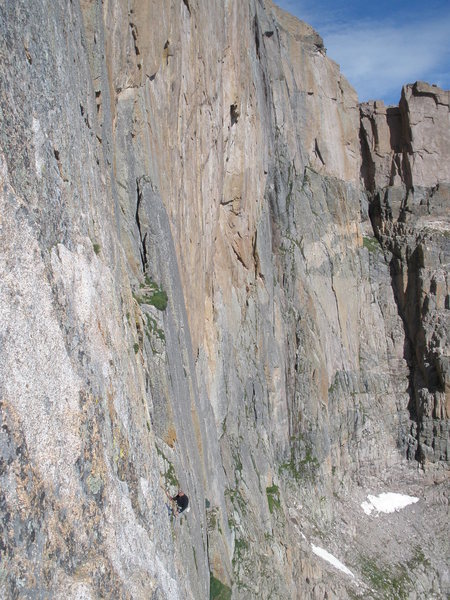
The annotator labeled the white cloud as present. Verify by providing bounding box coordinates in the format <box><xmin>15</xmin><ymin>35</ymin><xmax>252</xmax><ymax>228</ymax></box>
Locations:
<box><xmin>322</xmin><ymin>15</ymin><xmax>450</xmax><ymax>103</ymax></box>
<box><xmin>274</xmin><ymin>1</ymin><xmax>450</xmax><ymax>104</ymax></box>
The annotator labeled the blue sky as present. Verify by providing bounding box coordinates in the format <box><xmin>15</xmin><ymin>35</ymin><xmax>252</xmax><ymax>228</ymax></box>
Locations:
<box><xmin>274</xmin><ymin>0</ymin><xmax>450</xmax><ymax>105</ymax></box>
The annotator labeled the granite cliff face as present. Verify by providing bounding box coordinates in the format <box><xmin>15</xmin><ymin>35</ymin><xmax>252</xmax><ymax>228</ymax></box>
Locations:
<box><xmin>0</xmin><ymin>1</ymin><xmax>448</xmax><ymax>599</ymax></box>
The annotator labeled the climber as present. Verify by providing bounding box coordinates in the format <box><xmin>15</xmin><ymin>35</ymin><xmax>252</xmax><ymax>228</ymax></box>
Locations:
<box><xmin>165</xmin><ymin>488</ymin><xmax>189</xmax><ymax>516</ymax></box>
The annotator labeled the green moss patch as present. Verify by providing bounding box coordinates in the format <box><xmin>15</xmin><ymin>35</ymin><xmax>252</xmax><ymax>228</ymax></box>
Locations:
<box><xmin>279</xmin><ymin>446</ymin><xmax>319</xmax><ymax>483</ymax></box>
<box><xmin>232</xmin><ymin>537</ymin><xmax>249</xmax><ymax>568</ymax></box>
<box><xmin>156</xmin><ymin>445</ymin><xmax>179</xmax><ymax>489</ymax></box>
<box><xmin>363</xmin><ymin>235</ymin><xmax>381</xmax><ymax>253</ymax></box>
<box><xmin>135</xmin><ymin>276</ymin><xmax>168</xmax><ymax>311</ymax></box>
<box><xmin>266</xmin><ymin>484</ymin><xmax>281</xmax><ymax>514</ymax></box>
<box><xmin>145</xmin><ymin>314</ymin><xmax>165</xmax><ymax>341</ymax></box>
<box><xmin>360</xmin><ymin>556</ymin><xmax>411</xmax><ymax>599</ymax></box>
<box><xmin>210</xmin><ymin>573</ymin><xmax>232</xmax><ymax>600</ymax></box>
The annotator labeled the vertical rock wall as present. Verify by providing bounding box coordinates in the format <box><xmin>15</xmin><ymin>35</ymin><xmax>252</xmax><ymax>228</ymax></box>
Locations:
<box><xmin>0</xmin><ymin>1</ymin><xmax>210</xmax><ymax>598</ymax></box>
<box><xmin>0</xmin><ymin>1</ymin><xmax>448</xmax><ymax>599</ymax></box>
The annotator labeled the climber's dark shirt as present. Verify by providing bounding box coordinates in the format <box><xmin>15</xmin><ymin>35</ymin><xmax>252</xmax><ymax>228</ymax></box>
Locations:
<box><xmin>173</xmin><ymin>493</ymin><xmax>189</xmax><ymax>513</ymax></box>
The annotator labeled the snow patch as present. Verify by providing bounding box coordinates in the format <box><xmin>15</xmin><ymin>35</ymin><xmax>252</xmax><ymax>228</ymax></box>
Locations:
<box><xmin>361</xmin><ymin>492</ymin><xmax>419</xmax><ymax>515</ymax></box>
<box><xmin>311</xmin><ymin>544</ymin><xmax>355</xmax><ymax>578</ymax></box>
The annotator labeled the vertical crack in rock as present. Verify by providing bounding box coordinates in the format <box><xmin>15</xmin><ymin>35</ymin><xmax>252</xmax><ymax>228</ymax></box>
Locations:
<box><xmin>130</xmin><ymin>22</ymin><xmax>140</xmax><ymax>56</ymax></box>
<box><xmin>136</xmin><ymin>177</ymin><xmax>148</xmax><ymax>273</ymax></box>
<box><xmin>253</xmin><ymin>15</ymin><xmax>261</xmax><ymax>60</ymax></box>
<box><xmin>182</xmin><ymin>0</ymin><xmax>191</xmax><ymax>15</ymax></box>
<box><xmin>314</xmin><ymin>138</ymin><xmax>325</xmax><ymax>166</ymax></box>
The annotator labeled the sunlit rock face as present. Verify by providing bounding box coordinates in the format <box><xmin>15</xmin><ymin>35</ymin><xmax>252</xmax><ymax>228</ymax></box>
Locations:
<box><xmin>0</xmin><ymin>1</ymin><xmax>448</xmax><ymax>599</ymax></box>
<box><xmin>360</xmin><ymin>83</ymin><xmax>450</xmax><ymax>192</ymax></box>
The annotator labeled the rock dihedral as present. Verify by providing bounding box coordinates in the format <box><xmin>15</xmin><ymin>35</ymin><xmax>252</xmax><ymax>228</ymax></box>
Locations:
<box><xmin>0</xmin><ymin>2</ymin><xmax>448</xmax><ymax>600</ymax></box>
